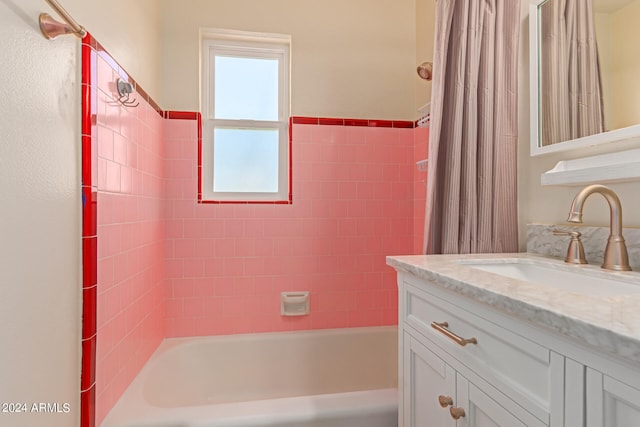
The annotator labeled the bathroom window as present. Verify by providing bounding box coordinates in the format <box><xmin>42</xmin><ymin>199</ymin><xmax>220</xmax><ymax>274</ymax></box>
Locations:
<box><xmin>200</xmin><ymin>29</ymin><xmax>291</xmax><ymax>203</ymax></box>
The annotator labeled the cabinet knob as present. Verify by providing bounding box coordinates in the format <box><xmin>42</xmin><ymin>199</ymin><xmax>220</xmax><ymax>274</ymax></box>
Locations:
<box><xmin>450</xmin><ymin>406</ymin><xmax>466</xmax><ymax>420</ymax></box>
<box><xmin>438</xmin><ymin>395</ymin><xmax>453</xmax><ymax>408</ymax></box>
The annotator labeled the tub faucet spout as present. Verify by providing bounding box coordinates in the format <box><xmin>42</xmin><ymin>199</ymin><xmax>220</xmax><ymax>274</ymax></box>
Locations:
<box><xmin>567</xmin><ymin>184</ymin><xmax>631</xmax><ymax>271</ymax></box>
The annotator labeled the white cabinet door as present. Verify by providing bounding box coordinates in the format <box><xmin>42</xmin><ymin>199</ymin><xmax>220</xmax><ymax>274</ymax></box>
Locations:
<box><xmin>586</xmin><ymin>368</ymin><xmax>640</xmax><ymax>427</ymax></box>
<box><xmin>456</xmin><ymin>374</ymin><xmax>547</xmax><ymax>427</ymax></box>
<box><xmin>403</xmin><ymin>332</ymin><xmax>546</xmax><ymax>427</ymax></box>
<box><xmin>404</xmin><ymin>332</ymin><xmax>456</xmax><ymax>426</ymax></box>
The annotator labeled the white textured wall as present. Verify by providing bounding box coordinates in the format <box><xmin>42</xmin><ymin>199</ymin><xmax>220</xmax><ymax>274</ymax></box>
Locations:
<box><xmin>159</xmin><ymin>0</ymin><xmax>417</xmax><ymax>120</ymax></box>
<box><xmin>64</xmin><ymin>0</ymin><xmax>162</xmax><ymax>99</ymax></box>
<box><xmin>518</xmin><ymin>0</ymin><xmax>640</xmax><ymax>250</ymax></box>
<box><xmin>0</xmin><ymin>1</ymin><xmax>80</xmax><ymax>425</ymax></box>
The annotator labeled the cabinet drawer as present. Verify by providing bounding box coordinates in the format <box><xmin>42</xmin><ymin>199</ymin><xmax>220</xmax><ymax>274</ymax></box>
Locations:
<box><xmin>403</xmin><ymin>280</ymin><xmax>553</xmax><ymax>421</ymax></box>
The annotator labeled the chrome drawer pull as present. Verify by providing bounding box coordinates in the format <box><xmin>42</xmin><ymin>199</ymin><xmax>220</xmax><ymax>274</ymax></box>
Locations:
<box><xmin>431</xmin><ymin>321</ymin><xmax>478</xmax><ymax>346</ymax></box>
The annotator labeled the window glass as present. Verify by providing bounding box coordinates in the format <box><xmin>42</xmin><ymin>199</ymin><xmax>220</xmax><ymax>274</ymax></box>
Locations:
<box><xmin>213</xmin><ymin>128</ymin><xmax>279</xmax><ymax>193</ymax></box>
<box><xmin>214</xmin><ymin>56</ymin><xmax>279</xmax><ymax>121</ymax></box>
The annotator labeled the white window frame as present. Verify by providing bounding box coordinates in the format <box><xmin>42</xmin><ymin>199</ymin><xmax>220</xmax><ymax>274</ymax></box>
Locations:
<box><xmin>200</xmin><ymin>29</ymin><xmax>291</xmax><ymax>202</ymax></box>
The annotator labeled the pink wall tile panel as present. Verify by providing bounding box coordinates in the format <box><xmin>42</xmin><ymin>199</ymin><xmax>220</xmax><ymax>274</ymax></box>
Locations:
<box><xmin>164</xmin><ymin>121</ymin><xmax>415</xmax><ymax>337</ymax></box>
<box><xmin>413</xmin><ymin>126</ymin><xmax>429</xmax><ymax>254</ymax></box>
<box><xmin>94</xmin><ymin>53</ymin><xmax>165</xmax><ymax>425</ymax></box>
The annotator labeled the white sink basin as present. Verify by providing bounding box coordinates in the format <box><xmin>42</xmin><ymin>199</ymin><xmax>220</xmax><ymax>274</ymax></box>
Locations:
<box><xmin>459</xmin><ymin>259</ymin><xmax>640</xmax><ymax>296</ymax></box>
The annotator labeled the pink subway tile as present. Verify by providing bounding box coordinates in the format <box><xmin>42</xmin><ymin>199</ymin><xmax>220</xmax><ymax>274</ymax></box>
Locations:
<box><xmin>212</xmin><ymin>204</ymin><xmax>237</xmax><ymax>219</ymax></box>
<box><xmin>242</xmin><ymin>257</ymin><xmax>266</xmax><ymax>277</ymax></box>
<box><xmin>312</xmin><ymin>125</ymin><xmax>346</xmax><ymax>144</ymax></box>
<box><xmin>311</xmin><ymin>311</ymin><xmax>347</xmax><ymax>330</ymax></box>
<box><xmin>374</xmin><ymin>181</ymin><xmax>394</xmax><ymax>200</ymax></box>
<box><xmin>261</xmin><ymin>256</ymin><xmax>286</xmax><ymax>276</ymax></box>
<box><xmin>183</xmin><ymin>258</ymin><xmax>204</xmax><ymax>278</ymax></box>
<box><xmin>203</xmin><ymin>258</ymin><xmax>223</xmax><ymax>277</ymax></box>
<box><xmin>363</xmin><ymin>163</ymin><xmax>385</xmax><ymax>182</ymax></box>
<box><xmin>213</xmin><ymin>238</ymin><xmax>234</xmax><ymax>257</ymax></box>
<box><xmin>104</xmin><ymin>160</ymin><xmax>121</xmax><ymax>193</ymax></box>
<box><xmin>97</xmin><ymin>126</ymin><xmax>114</xmax><ymax>161</ymax></box>
<box><xmin>200</xmin><ymin>219</ymin><xmax>223</xmax><ymax>238</ymax></box>
<box><xmin>262</xmin><ymin>218</ymin><xmax>302</xmax><ymax>237</ymax></box>
<box><xmin>192</xmin><ymin>278</ymin><xmax>215</xmax><ymax>298</ymax></box>
<box><xmin>222</xmin><ymin>258</ymin><xmax>244</xmax><ymax>277</ymax></box>
<box><xmin>232</xmin><ymin>277</ymin><xmax>255</xmax><ymax>296</ymax></box>
<box><xmin>164</xmin><ymin>258</ymin><xmax>184</xmax><ymax>279</ymax></box>
<box><xmin>193</xmin><ymin>238</ymin><xmax>215</xmax><ymax>258</ymax></box>
<box><xmin>221</xmin><ymin>296</ymin><xmax>245</xmax><ymax>316</ymax></box>
<box><xmin>119</xmin><ymin>166</ymin><xmax>132</xmax><ymax>194</ymax></box>
<box><xmin>234</xmin><ymin>239</ymin><xmax>255</xmax><ymax>257</ymax></box>
<box><xmin>170</xmin><ymin>159</ymin><xmax>194</xmax><ymax>179</ymax></box>
<box><xmin>167</xmin><ymin>316</ymin><xmax>195</xmax><ymax>337</ymax></box>
<box><xmin>215</xmin><ymin>315</ymin><xmax>254</xmax><ymax>335</ymax></box>
<box><xmin>174</xmin><ymin>239</ymin><xmax>195</xmax><ymax>258</ymax></box>
<box><xmin>164</xmin><ymin>139</ymin><xmax>183</xmax><ymax>160</ymax></box>
<box><xmin>191</xmin><ymin>317</ymin><xmax>216</xmax><ymax>337</ymax></box>
<box><xmin>354</xmin><ymin>255</ymin><xmax>374</xmax><ymax>273</ymax></box>
<box><xmin>182</xmin><ymin>298</ymin><xmax>208</xmax><ymax>317</ymax></box>
<box><xmin>356</xmin><ymin>182</ymin><xmax>376</xmax><ymax>200</ymax></box>
<box><xmin>213</xmin><ymin>278</ymin><xmax>235</xmax><ymax>297</ymax></box>
<box><xmin>183</xmin><ymin>219</ymin><xmax>204</xmax><ymax>239</ymax></box>
<box><xmin>113</xmin><ymin>133</ymin><xmax>126</xmax><ymax>165</ymax></box>
<box><xmin>224</xmin><ymin>219</ymin><xmax>245</xmax><ymax>238</ymax></box>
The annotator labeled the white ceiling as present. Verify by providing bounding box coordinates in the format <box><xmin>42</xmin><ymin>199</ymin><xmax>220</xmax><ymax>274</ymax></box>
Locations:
<box><xmin>594</xmin><ymin>0</ymin><xmax>636</xmax><ymax>13</ymax></box>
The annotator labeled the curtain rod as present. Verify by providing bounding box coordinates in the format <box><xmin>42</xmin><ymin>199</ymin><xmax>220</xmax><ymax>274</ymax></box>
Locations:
<box><xmin>39</xmin><ymin>0</ymin><xmax>87</xmax><ymax>40</ymax></box>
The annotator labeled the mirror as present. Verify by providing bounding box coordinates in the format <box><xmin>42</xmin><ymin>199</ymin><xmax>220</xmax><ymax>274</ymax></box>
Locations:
<box><xmin>529</xmin><ymin>0</ymin><xmax>640</xmax><ymax>156</ymax></box>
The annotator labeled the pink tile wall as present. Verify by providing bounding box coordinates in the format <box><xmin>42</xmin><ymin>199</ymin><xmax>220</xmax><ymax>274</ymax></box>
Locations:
<box><xmin>84</xmin><ymin>33</ymin><xmax>426</xmax><ymax>427</ymax></box>
<box><xmin>164</xmin><ymin>121</ymin><xmax>415</xmax><ymax>337</ymax></box>
<box><xmin>413</xmin><ymin>126</ymin><xmax>429</xmax><ymax>254</ymax></box>
<box><xmin>94</xmin><ymin>53</ymin><xmax>165</xmax><ymax>425</ymax></box>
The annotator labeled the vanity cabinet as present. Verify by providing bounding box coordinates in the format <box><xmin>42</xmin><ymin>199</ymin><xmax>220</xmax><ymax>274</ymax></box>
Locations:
<box><xmin>404</xmin><ymin>332</ymin><xmax>545</xmax><ymax>426</ymax></box>
<box><xmin>403</xmin><ymin>333</ymin><xmax>454</xmax><ymax>426</ymax></box>
<box><xmin>586</xmin><ymin>370</ymin><xmax>640</xmax><ymax>426</ymax></box>
<box><xmin>396</xmin><ymin>271</ymin><xmax>640</xmax><ymax>427</ymax></box>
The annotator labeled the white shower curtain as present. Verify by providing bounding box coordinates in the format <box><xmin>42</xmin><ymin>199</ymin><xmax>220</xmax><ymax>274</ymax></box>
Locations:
<box><xmin>424</xmin><ymin>0</ymin><xmax>520</xmax><ymax>254</ymax></box>
<box><xmin>540</xmin><ymin>0</ymin><xmax>604</xmax><ymax>146</ymax></box>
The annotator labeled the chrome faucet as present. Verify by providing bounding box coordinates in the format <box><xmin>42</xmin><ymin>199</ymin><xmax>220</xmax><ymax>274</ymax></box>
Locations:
<box><xmin>566</xmin><ymin>184</ymin><xmax>631</xmax><ymax>271</ymax></box>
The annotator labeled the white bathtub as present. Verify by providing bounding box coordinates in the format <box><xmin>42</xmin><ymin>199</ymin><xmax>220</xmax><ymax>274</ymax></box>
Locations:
<box><xmin>102</xmin><ymin>326</ymin><xmax>398</xmax><ymax>427</ymax></box>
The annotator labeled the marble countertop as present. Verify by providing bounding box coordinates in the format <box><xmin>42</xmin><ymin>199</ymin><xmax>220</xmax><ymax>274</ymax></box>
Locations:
<box><xmin>387</xmin><ymin>253</ymin><xmax>640</xmax><ymax>365</ymax></box>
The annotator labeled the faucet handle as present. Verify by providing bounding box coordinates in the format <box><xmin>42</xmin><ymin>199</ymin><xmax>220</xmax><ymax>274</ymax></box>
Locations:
<box><xmin>552</xmin><ymin>229</ymin><xmax>588</xmax><ymax>265</ymax></box>
<box><xmin>552</xmin><ymin>229</ymin><xmax>581</xmax><ymax>238</ymax></box>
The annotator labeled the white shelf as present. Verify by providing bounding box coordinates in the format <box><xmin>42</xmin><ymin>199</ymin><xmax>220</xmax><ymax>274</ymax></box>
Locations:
<box><xmin>541</xmin><ymin>148</ymin><xmax>640</xmax><ymax>186</ymax></box>
<box><xmin>417</xmin><ymin>103</ymin><xmax>430</xmax><ymax>128</ymax></box>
